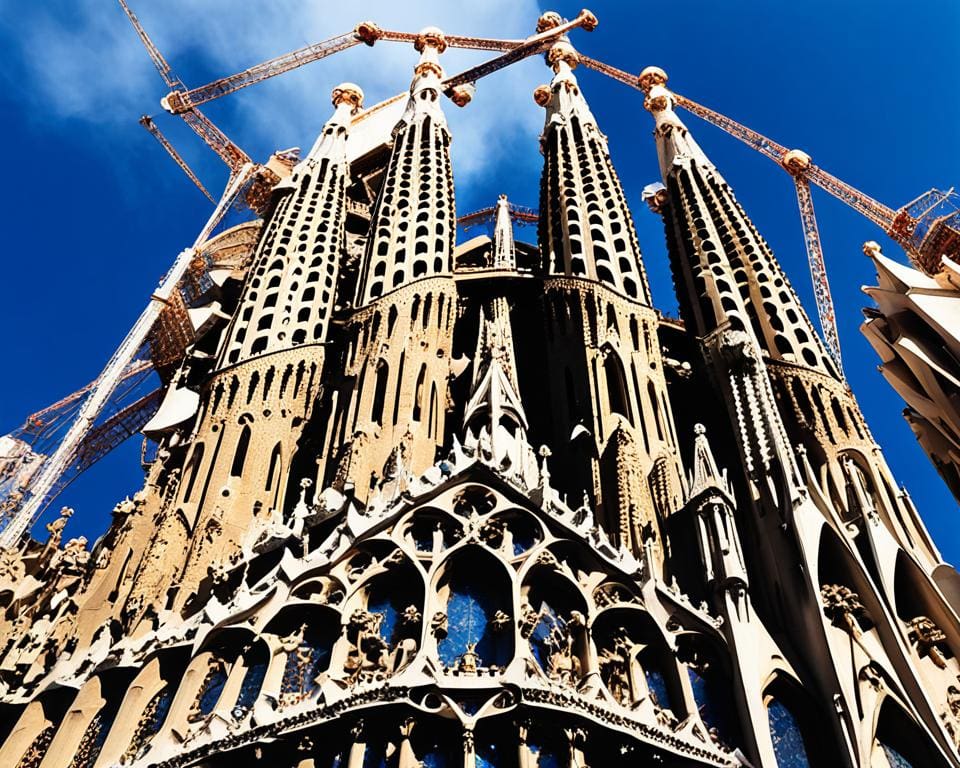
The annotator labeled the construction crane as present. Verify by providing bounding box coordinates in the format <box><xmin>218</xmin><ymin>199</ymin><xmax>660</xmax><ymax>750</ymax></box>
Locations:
<box><xmin>157</xmin><ymin>12</ymin><xmax>597</xmax><ymax>116</ymax></box>
<box><xmin>159</xmin><ymin>26</ymin><xmax>524</xmax><ymax>115</ymax></box>
<box><xmin>122</xmin><ymin>2</ymin><xmax>596</xmax><ymax>194</ymax></box>
<box><xmin>0</xmin><ymin>165</ymin><xmax>259</xmax><ymax>547</ymax></box>
<box><xmin>139</xmin><ymin>115</ymin><xmax>214</xmax><ymax>202</ymax></box>
<box><xmin>0</xmin><ymin>366</ymin><xmax>162</xmax><ymax>530</ymax></box>
<box><xmin>589</xmin><ymin>56</ymin><xmax>960</xmax><ymax>278</ymax></box>
<box><xmin>119</xmin><ymin>0</ymin><xmax>251</xmax><ymax>174</ymax></box>
<box><xmin>459</xmin><ymin>202</ymin><xmax>539</xmax><ymax>232</ymax></box>
<box><xmin>3</xmin><ymin>8</ymin><xmax>597</xmax><ymax>543</ymax></box>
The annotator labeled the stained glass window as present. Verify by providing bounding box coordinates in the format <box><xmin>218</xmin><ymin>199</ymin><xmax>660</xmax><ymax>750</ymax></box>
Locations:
<box><xmin>196</xmin><ymin>664</ymin><xmax>228</xmax><ymax>718</ymax></box>
<box><xmin>438</xmin><ymin>572</ymin><xmax>511</xmax><ymax>668</ymax></box>
<box><xmin>362</xmin><ymin>741</ymin><xmax>388</xmax><ymax>768</ymax></box>
<box><xmin>687</xmin><ymin>666</ymin><xmax>735</xmax><ymax>745</ymax></box>
<box><xmin>281</xmin><ymin>631</ymin><xmax>330</xmax><ymax>703</ymax></box>
<box><xmin>476</xmin><ymin>739</ymin><xmax>508</xmax><ymax>767</ymax></box>
<box><xmin>881</xmin><ymin>743</ymin><xmax>914</xmax><ymax>768</ymax></box>
<box><xmin>234</xmin><ymin>658</ymin><xmax>267</xmax><ymax>713</ymax></box>
<box><xmin>644</xmin><ymin>665</ymin><xmax>671</xmax><ymax>711</ymax></box>
<box><xmin>422</xmin><ymin>753</ymin><xmax>450</xmax><ymax>768</ymax></box>
<box><xmin>529</xmin><ymin>603</ymin><xmax>561</xmax><ymax>671</ymax></box>
<box><xmin>767</xmin><ymin>699</ymin><xmax>811</xmax><ymax>768</ymax></box>
<box><xmin>123</xmin><ymin>687</ymin><xmax>172</xmax><ymax>761</ymax></box>
<box><xmin>69</xmin><ymin>706</ymin><xmax>117</xmax><ymax>768</ymax></box>
<box><xmin>529</xmin><ymin>744</ymin><xmax>565</xmax><ymax>768</ymax></box>
<box><xmin>368</xmin><ymin>593</ymin><xmax>402</xmax><ymax>646</ymax></box>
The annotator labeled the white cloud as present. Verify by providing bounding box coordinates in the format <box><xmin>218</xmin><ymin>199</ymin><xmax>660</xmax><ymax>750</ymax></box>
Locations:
<box><xmin>10</xmin><ymin>0</ymin><xmax>555</xmax><ymax>196</ymax></box>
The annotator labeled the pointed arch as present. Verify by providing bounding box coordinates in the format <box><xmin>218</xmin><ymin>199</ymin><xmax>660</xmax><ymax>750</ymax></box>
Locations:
<box><xmin>763</xmin><ymin>674</ymin><xmax>834</xmax><ymax>767</ymax></box>
<box><xmin>873</xmin><ymin>698</ymin><xmax>945</xmax><ymax>768</ymax></box>
<box><xmin>183</xmin><ymin>442</ymin><xmax>205</xmax><ymax>503</ymax></box>
<box><xmin>592</xmin><ymin>607</ymin><xmax>682</xmax><ymax>713</ymax></box>
<box><xmin>602</xmin><ymin>347</ymin><xmax>632</xmax><ymax>424</ymax></box>
<box><xmin>434</xmin><ymin>546</ymin><xmax>514</xmax><ymax>669</ymax></box>
<box><xmin>522</xmin><ymin>566</ymin><xmax>589</xmax><ymax>685</ymax></box>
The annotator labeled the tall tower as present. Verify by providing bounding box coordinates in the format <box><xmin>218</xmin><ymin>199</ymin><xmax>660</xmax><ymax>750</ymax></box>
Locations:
<box><xmin>644</xmin><ymin>67</ymin><xmax>960</xmax><ymax>766</ymax></box>
<box><xmin>132</xmin><ymin>83</ymin><xmax>365</xmax><ymax>611</ymax></box>
<box><xmin>640</xmin><ymin>67</ymin><xmax>940</xmax><ymax>567</ymax></box>
<box><xmin>532</xmin><ymin>36</ymin><xmax>682</xmax><ymax>565</ymax></box>
<box><xmin>316</xmin><ymin>28</ymin><xmax>457</xmax><ymax>501</ymax></box>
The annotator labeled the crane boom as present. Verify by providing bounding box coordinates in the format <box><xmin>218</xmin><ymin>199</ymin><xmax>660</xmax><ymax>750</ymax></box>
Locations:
<box><xmin>120</xmin><ymin>0</ymin><xmax>251</xmax><ymax>173</ymax></box>
<box><xmin>793</xmin><ymin>177</ymin><xmax>843</xmax><ymax>373</ymax></box>
<box><xmin>139</xmin><ymin>116</ymin><xmax>214</xmax><ymax>202</ymax></box>
<box><xmin>670</xmin><ymin>94</ymin><xmax>898</xmax><ymax>232</ymax></box>
<box><xmin>117</xmin><ymin>0</ymin><xmax>182</xmax><ymax>90</ymax></box>
<box><xmin>459</xmin><ymin>203</ymin><xmax>539</xmax><ymax>231</ymax></box>
<box><xmin>443</xmin><ymin>10</ymin><xmax>598</xmax><ymax>94</ymax></box>
<box><xmin>577</xmin><ymin>54</ymin><xmax>899</xmax><ymax>231</ymax></box>
<box><xmin>0</xmin><ymin>165</ymin><xmax>258</xmax><ymax>547</ymax></box>
<box><xmin>163</xmin><ymin>27</ymin><xmax>530</xmax><ymax>115</ymax></box>
<box><xmin>162</xmin><ymin>30</ymin><xmax>364</xmax><ymax>114</ymax></box>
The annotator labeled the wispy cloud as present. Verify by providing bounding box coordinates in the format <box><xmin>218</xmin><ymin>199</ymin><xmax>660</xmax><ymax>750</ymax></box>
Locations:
<box><xmin>6</xmin><ymin>0</ymin><xmax>553</xmax><ymax>200</ymax></box>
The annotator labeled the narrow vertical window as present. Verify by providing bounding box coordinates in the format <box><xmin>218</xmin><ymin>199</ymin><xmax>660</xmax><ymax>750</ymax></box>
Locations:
<box><xmin>231</xmin><ymin>426</ymin><xmax>251</xmax><ymax>477</ymax></box>
<box><xmin>371</xmin><ymin>362</ymin><xmax>389</xmax><ymax>427</ymax></box>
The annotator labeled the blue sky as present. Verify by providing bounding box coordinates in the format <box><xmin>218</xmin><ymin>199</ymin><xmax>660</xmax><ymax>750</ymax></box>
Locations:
<box><xmin>1</xmin><ymin>0</ymin><xmax>959</xmax><ymax>561</ymax></box>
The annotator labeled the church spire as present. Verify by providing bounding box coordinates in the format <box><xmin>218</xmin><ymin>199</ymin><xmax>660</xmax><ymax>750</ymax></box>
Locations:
<box><xmin>463</xmin><ymin>296</ymin><xmax>527</xmax><ymax>442</ymax></box>
<box><xmin>221</xmin><ymin>83</ymin><xmax>362</xmax><ymax>366</ymax></box>
<box><xmin>641</xmin><ymin>67</ymin><xmax>838</xmax><ymax>380</ymax></box>
<box><xmin>492</xmin><ymin>194</ymin><xmax>516</xmax><ymax>269</ymax></box>
<box><xmin>355</xmin><ymin>28</ymin><xmax>455</xmax><ymax>306</ymax></box>
<box><xmin>534</xmin><ymin>40</ymin><xmax>651</xmax><ymax>303</ymax></box>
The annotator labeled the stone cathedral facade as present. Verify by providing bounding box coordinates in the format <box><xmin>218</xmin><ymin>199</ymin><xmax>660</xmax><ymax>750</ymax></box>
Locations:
<box><xmin>2</xmin><ymin>16</ymin><xmax>960</xmax><ymax>768</ymax></box>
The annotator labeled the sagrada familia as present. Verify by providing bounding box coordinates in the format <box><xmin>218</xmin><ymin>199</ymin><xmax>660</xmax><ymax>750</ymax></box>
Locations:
<box><xmin>1</xmin><ymin>13</ymin><xmax>959</xmax><ymax>768</ymax></box>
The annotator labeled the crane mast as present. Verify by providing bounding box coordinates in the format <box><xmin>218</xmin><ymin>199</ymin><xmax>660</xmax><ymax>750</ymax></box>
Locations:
<box><xmin>792</xmin><ymin>176</ymin><xmax>843</xmax><ymax>372</ymax></box>
<box><xmin>0</xmin><ymin>166</ymin><xmax>258</xmax><ymax>547</ymax></box>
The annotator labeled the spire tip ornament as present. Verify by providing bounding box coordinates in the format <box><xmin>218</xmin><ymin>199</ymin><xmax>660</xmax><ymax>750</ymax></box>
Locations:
<box><xmin>331</xmin><ymin>83</ymin><xmax>364</xmax><ymax>112</ymax></box>
<box><xmin>638</xmin><ymin>66</ymin><xmax>668</xmax><ymax>94</ymax></box>
<box><xmin>414</xmin><ymin>26</ymin><xmax>447</xmax><ymax>54</ymax></box>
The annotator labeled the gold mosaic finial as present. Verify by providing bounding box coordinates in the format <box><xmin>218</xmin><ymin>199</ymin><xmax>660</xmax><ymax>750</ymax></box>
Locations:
<box><xmin>547</xmin><ymin>41</ymin><xmax>580</xmax><ymax>72</ymax></box>
<box><xmin>331</xmin><ymin>83</ymin><xmax>364</xmax><ymax>112</ymax></box>
<box><xmin>414</xmin><ymin>26</ymin><xmax>447</xmax><ymax>54</ymax></box>
<box><xmin>638</xmin><ymin>66</ymin><xmax>668</xmax><ymax>94</ymax></box>
<box><xmin>533</xmin><ymin>85</ymin><xmax>552</xmax><ymax>107</ymax></box>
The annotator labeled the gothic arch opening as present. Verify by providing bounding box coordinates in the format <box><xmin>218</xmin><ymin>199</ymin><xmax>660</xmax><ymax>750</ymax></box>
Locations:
<box><xmin>264</xmin><ymin>606</ymin><xmax>339</xmax><ymax>707</ymax></box>
<box><xmin>434</xmin><ymin>547</ymin><xmax>514</xmax><ymax>671</ymax></box>
<box><xmin>522</xmin><ymin>568</ymin><xmax>588</xmax><ymax>686</ymax></box>
<box><xmin>763</xmin><ymin>675</ymin><xmax>832</xmax><ymax>767</ymax></box>
<box><xmin>230</xmin><ymin>425</ymin><xmax>251</xmax><ymax>477</ymax></box>
<box><xmin>677</xmin><ymin>634</ymin><xmax>741</xmax><ymax>750</ymax></box>
<box><xmin>371</xmin><ymin>360</ymin><xmax>390</xmax><ymax>427</ymax></box>
<box><xmin>341</xmin><ymin>555</ymin><xmax>424</xmax><ymax>682</ymax></box>
<box><xmin>592</xmin><ymin>608</ymin><xmax>682</xmax><ymax>714</ymax></box>
<box><xmin>602</xmin><ymin>347</ymin><xmax>632</xmax><ymax>424</ymax></box>
<box><xmin>873</xmin><ymin>698</ymin><xmax>943</xmax><ymax>768</ymax></box>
